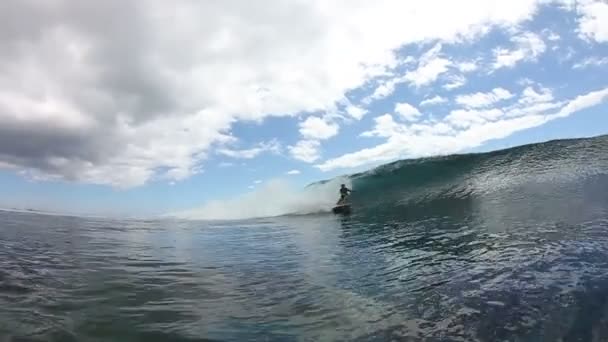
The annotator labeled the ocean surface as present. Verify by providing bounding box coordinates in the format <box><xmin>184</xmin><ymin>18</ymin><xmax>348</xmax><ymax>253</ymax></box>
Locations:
<box><xmin>3</xmin><ymin>135</ymin><xmax>608</xmax><ymax>341</ymax></box>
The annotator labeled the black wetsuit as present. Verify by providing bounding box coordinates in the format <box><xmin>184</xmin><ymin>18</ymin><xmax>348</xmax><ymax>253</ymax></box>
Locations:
<box><xmin>339</xmin><ymin>187</ymin><xmax>351</xmax><ymax>202</ymax></box>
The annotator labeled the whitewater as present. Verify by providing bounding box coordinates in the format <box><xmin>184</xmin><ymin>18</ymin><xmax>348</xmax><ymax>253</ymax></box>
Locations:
<box><xmin>3</xmin><ymin>135</ymin><xmax>608</xmax><ymax>341</ymax></box>
<box><xmin>172</xmin><ymin>176</ymin><xmax>353</xmax><ymax>220</ymax></box>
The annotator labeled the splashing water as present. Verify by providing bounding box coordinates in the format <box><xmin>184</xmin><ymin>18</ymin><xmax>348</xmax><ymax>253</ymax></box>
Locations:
<box><xmin>172</xmin><ymin>177</ymin><xmax>352</xmax><ymax>220</ymax></box>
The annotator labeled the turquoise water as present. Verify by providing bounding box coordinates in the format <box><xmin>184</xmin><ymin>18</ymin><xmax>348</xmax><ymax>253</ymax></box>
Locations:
<box><xmin>2</xmin><ymin>136</ymin><xmax>608</xmax><ymax>341</ymax></box>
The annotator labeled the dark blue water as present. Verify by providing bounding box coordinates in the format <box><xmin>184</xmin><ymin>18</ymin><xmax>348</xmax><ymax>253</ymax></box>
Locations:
<box><xmin>2</xmin><ymin>136</ymin><xmax>608</xmax><ymax>341</ymax></box>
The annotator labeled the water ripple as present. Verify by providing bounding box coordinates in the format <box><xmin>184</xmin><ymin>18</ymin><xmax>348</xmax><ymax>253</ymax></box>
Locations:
<box><xmin>3</xmin><ymin>186</ymin><xmax>608</xmax><ymax>341</ymax></box>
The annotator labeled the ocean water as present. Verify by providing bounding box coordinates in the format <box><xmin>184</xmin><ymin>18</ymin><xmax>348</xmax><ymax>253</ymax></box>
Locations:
<box><xmin>3</xmin><ymin>136</ymin><xmax>608</xmax><ymax>341</ymax></box>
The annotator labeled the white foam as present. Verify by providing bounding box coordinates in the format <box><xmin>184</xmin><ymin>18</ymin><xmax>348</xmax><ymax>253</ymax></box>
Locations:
<box><xmin>170</xmin><ymin>177</ymin><xmax>352</xmax><ymax>220</ymax></box>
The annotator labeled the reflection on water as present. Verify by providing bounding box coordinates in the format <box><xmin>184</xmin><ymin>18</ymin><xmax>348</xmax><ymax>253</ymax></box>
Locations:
<box><xmin>3</xmin><ymin>184</ymin><xmax>608</xmax><ymax>341</ymax></box>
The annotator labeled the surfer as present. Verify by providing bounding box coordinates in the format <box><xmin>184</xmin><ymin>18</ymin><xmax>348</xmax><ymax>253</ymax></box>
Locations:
<box><xmin>337</xmin><ymin>184</ymin><xmax>352</xmax><ymax>205</ymax></box>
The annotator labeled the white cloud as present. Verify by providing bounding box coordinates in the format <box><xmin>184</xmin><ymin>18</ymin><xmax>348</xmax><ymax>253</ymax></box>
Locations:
<box><xmin>577</xmin><ymin>0</ymin><xmax>608</xmax><ymax>43</ymax></box>
<box><xmin>503</xmin><ymin>85</ymin><xmax>562</xmax><ymax>118</ymax></box>
<box><xmin>299</xmin><ymin>116</ymin><xmax>339</xmax><ymax>140</ymax></box>
<box><xmin>492</xmin><ymin>32</ymin><xmax>547</xmax><ymax>70</ymax></box>
<box><xmin>286</xmin><ymin>169</ymin><xmax>301</xmax><ymax>175</ymax></box>
<box><xmin>317</xmin><ymin>86</ymin><xmax>608</xmax><ymax>172</ymax></box>
<box><xmin>506</xmin><ymin>101</ymin><xmax>564</xmax><ymax>118</ymax></box>
<box><xmin>218</xmin><ymin>140</ymin><xmax>281</xmax><ymax>159</ymax></box>
<box><xmin>364</xmin><ymin>44</ymin><xmax>452</xmax><ymax>99</ymax></box>
<box><xmin>254</xmin><ymin>180</ymin><xmax>262</xmax><ymax>184</ymax></box>
<box><xmin>456</xmin><ymin>88</ymin><xmax>514</xmax><ymax>108</ymax></box>
<box><xmin>404</xmin><ymin>43</ymin><xmax>452</xmax><ymax>87</ymax></box>
<box><xmin>363</xmin><ymin>77</ymin><xmax>404</xmax><ymax>104</ymax></box>
<box><xmin>363</xmin><ymin>44</ymin><xmax>455</xmax><ymax>102</ymax></box>
<box><xmin>519</xmin><ymin>86</ymin><xmax>554</xmax><ymax>104</ymax></box>
<box><xmin>518</xmin><ymin>78</ymin><xmax>535</xmax><ymax>87</ymax></box>
<box><xmin>218</xmin><ymin>148</ymin><xmax>260</xmax><ymax>159</ymax></box>
<box><xmin>542</xmin><ymin>29</ymin><xmax>561</xmax><ymax>41</ymax></box>
<box><xmin>345</xmin><ymin>105</ymin><xmax>368</xmax><ymax>120</ymax></box>
<box><xmin>0</xmin><ymin>0</ymin><xmax>585</xmax><ymax>188</ymax></box>
<box><xmin>400</xmin><ymin>56</ymin><xmax>417</xmax><ymax>65</ymax></box>
<box><xmin>557</xmin><ymin>46</ymin><xmax>577</xmax><ymax>64</ymax></box>
<box><xmin>457</xmin><ymin>61</ymin><xmax>479</xmax><ymax>73</ymax></box>
<box><xmin>395</xmin><ymin>102</ymin><xmax>422</xmax><ymax>121</ymax></box>
<box><xmin>547</xmin><ymin>32</ymin><xmax>561</xmax><ymax>41</ymax></box>
<box><xmin>289</xmin><ymin>140</ymin><xmax>321</xmax><ymax>163</ymax></box>
<box><xmin>420</xmin><ymin>96</ymin><xmax>448</xmax><ymax>106</ymax></box>
<box><xmin>293</xmin><ymin>115</ymin><xmax>340</xmax><ymax>164</ymax></box>
<box><xmin>361</xmin><ymin>114</ymin><xmax>405</xmax><ymax>138</ymax></box>
<box><xmin>552</xmin><ymin>87</ymin><xmax>608</xmax><ymax>119</ymax></box>
<box><xmin>443</xmin><ymin>75</ymin><xmax>467</xmax><ymax>90</ymax></box>
<box><xmin>406</xmin><ymin>58</ymin><xmax>452</xmax><ymax>87</ymax></box>
<box><xmin>447</xmin><ymin>108</ymin><xmax>505</xmax><ymax>128</ymax></box>
<box><xmin>573</xmin><ymin>56</ymin><xmax>608</xmax><ymax>69</ymax></box>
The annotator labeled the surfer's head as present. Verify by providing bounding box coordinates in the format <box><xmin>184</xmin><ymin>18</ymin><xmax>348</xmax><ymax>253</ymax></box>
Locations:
<box><xmin>341</xmin><ymin>184</ymin><xmax>345</xmax><ymax>187</ymax></box>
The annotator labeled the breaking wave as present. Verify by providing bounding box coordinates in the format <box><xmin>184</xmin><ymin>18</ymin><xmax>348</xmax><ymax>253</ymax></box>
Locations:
<box><xmin>174</xmin><ymin>135</ymin><xmax>608</xmax><ymax>220</ymax></box>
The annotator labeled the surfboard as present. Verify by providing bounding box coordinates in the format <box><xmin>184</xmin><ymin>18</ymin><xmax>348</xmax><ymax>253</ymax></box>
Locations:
<box><xmin>332</xmin><ymin>204</ymin><xmax>351</xmax><ymax>214</ymax></box>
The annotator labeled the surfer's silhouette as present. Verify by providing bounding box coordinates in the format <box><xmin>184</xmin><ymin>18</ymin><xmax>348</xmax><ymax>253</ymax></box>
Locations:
<box><xmin>337</xmin><ymin>184</ymin><xmax>352</xmax><ymax>205</ymax></box>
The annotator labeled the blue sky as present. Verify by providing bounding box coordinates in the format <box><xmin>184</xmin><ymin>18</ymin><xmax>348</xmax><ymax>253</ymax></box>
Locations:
<box><xmin>0</xmin><ymin>0</ymin><xmax>607</xmax><ymax>216</ymax></box>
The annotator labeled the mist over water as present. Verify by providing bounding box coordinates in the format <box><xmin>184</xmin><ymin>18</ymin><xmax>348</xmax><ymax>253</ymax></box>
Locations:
<box><xmin>3</xmin><ymin>136</ymin><xmax>608</xmax><ymax>341</ymax></box>
<box><xmin>173</xmin><ymin>177</ymin><xmax>352</xmax><ymax>220</ymax></box>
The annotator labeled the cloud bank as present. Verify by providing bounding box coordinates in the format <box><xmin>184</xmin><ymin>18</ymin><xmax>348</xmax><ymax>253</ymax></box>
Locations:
<box><xmin>0</xmin><ymin>0</ymin><xmax>606</xmax><ymax>187</ymax></box>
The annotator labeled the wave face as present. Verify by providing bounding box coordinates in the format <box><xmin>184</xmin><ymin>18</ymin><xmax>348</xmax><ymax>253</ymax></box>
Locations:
<box><xmin>348</xmin><ymin>135</ymin><xmax>608</xmax><ymax>220</ymax></box>
<box><xmin>177</xmin><ymin>135</ymin><xmax>608</xmax><ymax>220</ymax></box>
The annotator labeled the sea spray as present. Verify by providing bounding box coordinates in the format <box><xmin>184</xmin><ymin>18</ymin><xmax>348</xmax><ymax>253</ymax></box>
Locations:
<box><xmin>173</xmin><ymin>176</ymin><xmax>352</xmax><ymax>220</ymax></box>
